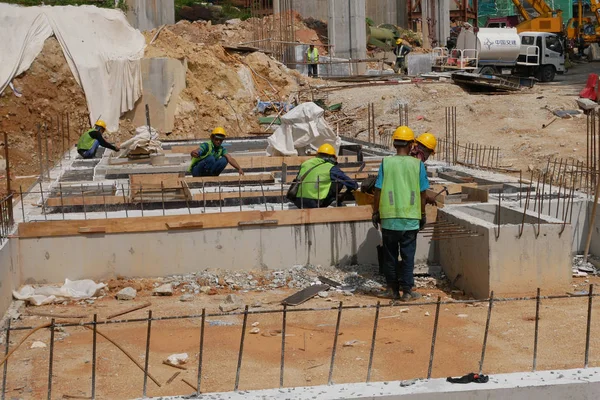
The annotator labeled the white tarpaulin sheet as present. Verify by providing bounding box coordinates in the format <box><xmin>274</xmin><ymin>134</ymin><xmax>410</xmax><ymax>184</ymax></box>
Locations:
<box><xmin>0</xmin><ymin>4</ymin><xmax>145</xmax><ymax>132</ymax></box>
<box><xmin>266</xmin><ymin>102</ymin><xmax>341</xmax><ymax>156</ymax></box>
<box><xmin>13</xmin><ymin>279</ymin><xmax>106</xmax><ymax>306</ymax></box>
<box><xmin>118</xmin><ymin>126</ymin><xmax>163</xmax><ymax>158</ymax></box>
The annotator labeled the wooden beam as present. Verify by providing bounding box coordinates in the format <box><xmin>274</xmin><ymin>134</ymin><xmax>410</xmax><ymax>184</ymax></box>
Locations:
<box><xmin>18</xmin><ymin>206</ymin><xmax>373</xmax><ymax>238</ymax></box>
<box><xmin>46</xmin><ymin>196</ymin><xmax>125</xmax><ymax>207</ymax></box>
<box><xmin>160</xmin><ymin>153</ymin><xmax>358</xmax><ymax>169</ymax></box>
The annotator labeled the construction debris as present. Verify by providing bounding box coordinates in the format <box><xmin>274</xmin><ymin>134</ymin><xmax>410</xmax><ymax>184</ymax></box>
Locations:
<box><xmin>219</xmin><ymin>294</ymin><xmax>243</xmax><ymax>312</ymax></box>
<box><xmin>12</xmin><ymin>279</ymin><xmax>106</xmax><ymax>306</ymax></box>
<box><xmin>153</xmin><ymin>283</ymin><xmax>174</xmax><ymax>296</ymax></box>
<box><xmin>116</xmin><ymin>287</ymin><xmax>137</xmax><ymax>301</ymax></box>
<box><xmin>282</xmin><ymin>284</ymin><xmax>330</xmax><ymax>306</ymax></box>
<box><xmin>166</xmin><ymin>353</ymin><xmax>188</xmax><ymax>366</ymax></box>
<box><xmin>30</xmin><ymin>341</ymin><xmax>46</xmax><ymax>349</ymax></box>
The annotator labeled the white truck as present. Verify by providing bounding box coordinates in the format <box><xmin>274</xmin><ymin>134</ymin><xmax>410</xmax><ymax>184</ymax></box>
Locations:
<box><xmin>433</xmin><ymin>27</ymin><xmax>566</xmax><ymax>82</ymax></box>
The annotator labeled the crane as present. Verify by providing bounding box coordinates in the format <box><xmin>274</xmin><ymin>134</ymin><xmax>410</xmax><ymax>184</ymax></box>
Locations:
<box><xmin>510</xmin><ymin>0</ymin><xmax>563</xmax><ymax>33</ymax></box>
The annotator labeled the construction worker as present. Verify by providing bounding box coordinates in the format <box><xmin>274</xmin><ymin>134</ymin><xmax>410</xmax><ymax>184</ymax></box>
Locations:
<box><xmin>306</xmin><ymin>43</ymin><xmax>319</xmax><ymax>78</ymax></box>
<box><xmin>189</xmin><ymin>127</ymin><xmax>244</xmax><ymax>177</ymax></box>
<box><xmin>294</xmin><ymin>143</ymin><xmax>358</xmax><ymax>209</ymax></box>
<box><xmin>411</xmin><ymin>132</ymin><xmax>438</xmax><ymax>205</ymax></box>
<box><xmin>77</xmin><ymin>120</ymin><xmax>120</xmax><ymax>159</ymax></box>
<box><xmin>393</xmin><ymin>38</ymin><xmax>412</xmax><ymax>74</ymax></box>
<box><xmin>372</xmin><ymin>126</ymin><xmax>429</xmax><ymax>301</ymax></box>
<box><xmin>410</xmin><ymin>132</ymin><xmax>437</xmax><ymax>163</ymax></box>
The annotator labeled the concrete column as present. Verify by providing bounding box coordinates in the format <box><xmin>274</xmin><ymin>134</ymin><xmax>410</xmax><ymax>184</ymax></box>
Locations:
<box><xmin>273</xmin><ymin>0</ymin><xmax>280</xmax><ymax>14</ymax></box>
<box><xmin>421</xmin><ymin>0</ymin><xmax>430</xmax><ymax>49</ymax></box>
<box><xmin>125</xmin><ymin>0</ymin><xmax>175</xmax><ymax>31</ymax></box>
<box><xmin>328</xmin><ymin>0</ymin><xmax>367</xmax><ymax>73</ymax></box>
<box><xmin>397</xmin><ymin>0</ymin><xmax>408</xmax><ymax>28</ymax></box>
<box><xmin>365</xmin><ymin>0</ymin><xmax>398</xmax><ymax>25</ymax></box>
<box><xmin>436</xmin><ymin>0</ymin><xmax>450</xmax><ymax>47</ymax></box>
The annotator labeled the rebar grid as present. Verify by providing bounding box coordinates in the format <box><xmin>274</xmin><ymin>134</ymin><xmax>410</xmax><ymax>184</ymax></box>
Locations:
<box><xmin>1</xmin><ymin>287</ymin><xmax>598</xmax><ymax>398</ymax></box>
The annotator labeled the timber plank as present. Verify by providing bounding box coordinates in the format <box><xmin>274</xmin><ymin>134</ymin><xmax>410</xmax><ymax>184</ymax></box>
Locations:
<box><xmin>18</xmin><ymin>206</ymin><xmax>373</xmax><ymax>238</ymax></box>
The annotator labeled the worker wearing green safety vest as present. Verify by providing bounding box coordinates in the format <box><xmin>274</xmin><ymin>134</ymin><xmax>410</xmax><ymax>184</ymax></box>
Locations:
<box><xmin>306</xmin><ymin>44</ymin><xmax>319</xmax><ymax>78</ymax></box>
<box><xmin>189</xmin><ymin>127</ymin><xmax>244</xmax><ymax>177</ymax></box>
<box><xmin>372</xmin><ymin>126</ymin><xmax>429</xmax><ymax>302</ymax></box>
<box><xmin>294</xmin><ymin>143</ymin><xmax>358</xmax><ymax>209</ymax></box>
<box><xmin>77</xmin><ymin>119</ymin><xmax>120</xmax><ymax>159</ymax></box>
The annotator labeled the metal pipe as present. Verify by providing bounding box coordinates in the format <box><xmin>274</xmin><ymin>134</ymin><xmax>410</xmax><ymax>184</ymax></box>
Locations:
<box><xmin>366</xmin><ymin>301</ymin><xmax>380</xmax><ymax>383</ymax></box>
<box><xmin>478</xmin><ymin>291</ymin><xmax>494</xmax><ymax>375</ymax></box>
<box><xmin>47</xmin><ymin>319</ymin><xmax>55</xmax><ymax>400</ymax></box>
<box><xmin>280</xmin><ymin>305</ymin><xmax>287</xmax><ymax>388</ymax></box>
<box><xmin>234</xmin><ymin>305</ymin><xmax>249</xmax><ymax>391</ymax></box>
<box><xmin>91</xmin><ymin>314</ymin><xmax>97</xmax><ymax>399</ymax></box>
<box><xmin>142</xmin><ymin>310</ymin><xmax>152</xmax><ymax>397</ymax></box>
<box><xmin>196</xmin><ymin>308</ymin><xmax>206</xmax><ymax>395</ymax></box>
<box><xmin>328</xmin><ymin>302</ymin><xmax>343</xmax><ymax>385</ymax></box>
<box><xmin>585</xmin><ymin>284</ymin><xmax>594</xmax><ymax>368</ymax></box>
<box><xmin>533</xmin><ymin>288</ymin><xmax>540</xmax><ymax>371</ymax></box>
<box><xmin>427</xmin><ymin>296</ymin><xmax>442</xmax><ymax>379</ymax></box>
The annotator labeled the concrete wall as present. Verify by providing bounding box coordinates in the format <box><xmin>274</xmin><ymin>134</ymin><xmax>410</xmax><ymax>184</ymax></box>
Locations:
<box><xmin>328</xmin><ymin>0</ymin><xmax>367</xmax><ymax>70</ymax></box>
<box><xmin>0</xmin><ymin>240</ymin><xmax>20</xmax><ymax>316</ymax></box>
<box><xmin>439</xmin><ymin>204</ymin><xmax>572</xmax><ymax>298</ymax></box>
<box><xmin>126</xmin><ymin>0</ymin><xmax>175</xmax><ymax>32</ymax></box>
<box><xmin>126</xmin><ymin>58</ymin><xmax>187</xmax><ymax>134</ymax></box>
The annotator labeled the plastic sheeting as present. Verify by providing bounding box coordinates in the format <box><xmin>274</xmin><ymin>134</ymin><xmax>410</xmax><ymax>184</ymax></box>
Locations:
<box><xmin>266</xmin><ymin>102</ymin><xmax>341</xmax><ymax>156</ymax></box>
<box><xmin>13</xmin><ymin>279</ymin><xmax>106</xmax><ymax>306</ymax></box>
<box><xmin>0</xmin><ymin>4</ymin><xmax>145</xmax><ymax>132</ymax></box>
<box><xmin>118</xmin><ymin>126</ymin><xmax>163</xmax><ymax>158</ymax></box>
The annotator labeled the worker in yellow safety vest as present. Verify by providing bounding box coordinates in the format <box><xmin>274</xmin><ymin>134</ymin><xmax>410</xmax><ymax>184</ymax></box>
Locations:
<box><xmin>294</xmin><ymin>143</ymin><xmax>358</xmax><ymax>208</ymax></box>
<box><xmin>306</xmin><ymin>43</ymin><xmax>319</xmax><ymax>78</ymax></box>
<box><xmin>77</xmin><ymin>120</ymin><xmax>120</xmax><ymax>159</ymax></box>
<box><xmin>189</xmin><ymin>127</ymin><xmax>244</xmax><ymax>177</ymax></box>
<box><xmin>372</xmin><ymin>126</ymin><xmax>429</xmax><ymax>301</ymax></box>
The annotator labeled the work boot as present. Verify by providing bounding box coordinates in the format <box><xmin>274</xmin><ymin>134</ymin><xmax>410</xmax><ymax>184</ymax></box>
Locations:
<box><xmin>378</xmin><ymin>284</ymin><xmax>401</xmax><ymax>300</ymax></box>
<box><xmin>401</xmin><ymin>290</ymin><xmax>422</xmax><ymax>302</ymax></box>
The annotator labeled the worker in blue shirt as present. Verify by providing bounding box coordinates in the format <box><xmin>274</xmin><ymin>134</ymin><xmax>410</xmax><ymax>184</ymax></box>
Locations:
<box><xmin>372</xmin><ymin>126</ymin><xmax>429</xmax><ymax>301</ymax></box>
<box><xmin>188</xmin><ymin>127</ymin><xmax>244</xmax><ymax>177</ymax></box>
<box><xmin>294</xmin><ymin>144</ymin><xmax>358</xmax><ymax>208</ymax></box>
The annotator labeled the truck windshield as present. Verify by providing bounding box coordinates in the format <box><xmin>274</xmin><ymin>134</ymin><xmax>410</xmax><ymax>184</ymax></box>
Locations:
<box><xmin>545</xmin><ymin>36</ymin><xmax>563</xmax><ymax>53</ymax></box>
<box><xmin>521</xmin><ymin>36</ymin><xmax>535</xmax><ymax>45</ymax></box>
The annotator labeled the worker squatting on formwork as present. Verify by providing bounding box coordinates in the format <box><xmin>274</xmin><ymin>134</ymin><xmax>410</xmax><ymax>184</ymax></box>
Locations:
<box><xmin>77</xmin><ymin>120</ymin><xmax>120</xmax><ymax>159</ymax></box>
<box><xmin>188</xmin><ymin>127</ymin><xmax>244</xmax><ymax>177</ymax></box>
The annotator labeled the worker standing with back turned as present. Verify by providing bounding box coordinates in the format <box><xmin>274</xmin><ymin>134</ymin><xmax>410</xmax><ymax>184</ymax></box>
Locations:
<box><xmin>306</xmin><ymin>43</ymin><xmax>319</xmax><ymax>78</ymax></box>
<box><xmin>77</xmin><ymin>120</ymin><xmax>120</xmax><ymax>159</ymax></box>
<box><xmin>294</xmin><ymin>144</ymin><xmax>358</xmax><ymax>209</ymax></box>
<box><xmin>372</xmin><ymin>126</ymin><xmax>429</xmax><ymax>301</ymax></box>
<box><xmin>189</xmin><ymin>127</ymin><xmax>244</xmax><ymax>177</ymax></box>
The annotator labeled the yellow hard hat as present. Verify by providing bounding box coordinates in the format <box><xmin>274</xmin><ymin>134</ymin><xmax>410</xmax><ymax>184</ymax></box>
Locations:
<box><xmin>396</xmin><ymin>38</ymin><xmax>403</xmax><ymax>45</ymax></box>
<box><xmin>392</xmin><ymin>126</ymin><xmax>415</xmax><ymax>142</ymax></box>
<box><xmin>416</xmin><ymin>132</ymin><xmax>437</xmax><ymax>153</ymax></box>
<box><xmin>317</xmin><ymin>143</ymin><xmax>336</xmax><ymax>156</ymax></box>
<box><xmin>211</xmin><ymin>127</ymin><xmax>226</xmax><ymax>137</ymax></box>
<box><xmin>95</xmin><ymin>120</ymin><xmax>107</xmax><ymax>130</ymax></box>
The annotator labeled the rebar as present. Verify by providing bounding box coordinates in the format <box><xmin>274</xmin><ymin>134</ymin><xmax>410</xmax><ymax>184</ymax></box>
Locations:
<box><xmin>427</xmin><ymin>296</ymin><xmax>442</xmax><ymax>379</ymax></box>
<box><xmin>19</xmin><ymin>186</ymin><xmax>25</xmax><ymax>223</ymax></box>
<box><xmin>196</xmin><ymin>308</ymin><xmax>206</xmax><ymax>396</ymax></box>
<box><xmin>44</xmin><ymin>123</ymin><xmax>50</xmax><ymax>180</ymax></box>
<box><xmin>139</xmin><ymin>184</ymin><xmax>144</xmax><ymax>217</ymax></box>
<box><xmin>91</xmin><ymin>314</ymin><xmax>97</xmax><ymax>399</ymax></box>
<box><xmin>280</xmin><ymin>304</ymin><xmax>287</xmax><ymax>388</ymax></box>
<box><xmin>39</xmin><ymin>181</ymin><xmax>47</xmax><ymax>221</ymax></box>
<box><xmin>1</xmin><ymin>319</ymin><xmax>10</xmax><ymax>400</ymax></box>
<box><xmin>478</xmin><ymin>292</ymin><xmax>494</xmax><ymax>375</ymax></box>
<box><xmin>101</xmin><ymin>184</ymin><xmax>108</xmax><ymax>219</ymax></box>
<box><xmin>328</xmin><ymin>302</ymin><xmax>343</xmax><ymax>385</ymax></box>
<box><xmin>533</xmin><ymin>288</ymin><xmax>541</xmax><ymax>371</ymax></box>
<box><xmin>47</xmin><ymin>319</ymin><xmax>55</xmax><ymax>400</ymax></box>
<box><xmin>142</xmin><ymin>310</ymin><xmax>152</xmax><ymax>397</ymax></box>
<box><xmin>366</xmin><ymin>301</ymin><xmax>380</xmax><ymax>383</ymax></box>
<box><xmin>59</xmin><ymin>184</ymin><xmax>65</xmax><ymax>220</ymax></box>
<box><xmin>234</xmin><ymin>305</ymin><xmax>249</xmax><ymax>391</ymax></box>
<box><xmin>80</xmin><ymin>185</ymin><xmax>87</xmax><ymax>220</ymax></box>
<box><xmin>121</xmin><ymin>184</ymin><xmax>129</xmax><ymax>218</ymax></box>
<box><xmin>160</xmin><ymin>182</ymin><xmax>166</xmax><ymax>216</ymax></box>
<box><xmin>585</xmin><ymin>284</ymin><xmax>594</xmax><ymax>368</ymax></box>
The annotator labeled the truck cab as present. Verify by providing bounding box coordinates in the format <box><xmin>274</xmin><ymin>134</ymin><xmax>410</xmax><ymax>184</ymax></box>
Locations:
<box><xmin>517</xmin><ymin>32</ymin><xmax>566</xmax><ymax>82</ymax></box>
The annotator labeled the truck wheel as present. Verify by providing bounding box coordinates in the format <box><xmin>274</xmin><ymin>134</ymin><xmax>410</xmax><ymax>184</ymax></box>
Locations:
<box><xmin>540</xmin><ymin>65</ymin><xmax>556</xmax><ymax>82</ymax></box>
<box><xmin>480</xmin><ymin>66</ymin><xmax>496</xmax><ymax>76</ymax></box>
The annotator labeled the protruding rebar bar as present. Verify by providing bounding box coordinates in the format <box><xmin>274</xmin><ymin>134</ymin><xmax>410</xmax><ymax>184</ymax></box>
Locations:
<box><xmin>59</xmin><ymin>183</ymin><xmax>65</xmax><ymax>220</ymax></box>
<box><xmin>100</xmin><ymin>183</ymin><xmax>108</xmax><ymax>219</ymax></box>
<box><xmin>139</xmin><ymin>184</ymin><xmax>144</xmax><ymax>217</ymax></box>
<box><xmin>1</xmin><ymin>319</ymin><xmax>11</xmax><ymax>400</ymax></box>
<box><xmin>19</xmin><ymin>186</ymin><xmax>25</xmax><ymax>223</ymax></box>
<box><xmin>366</xmin><ymin>301</ymin><xmax>380</xmax><ymax>383</ymax></box>
<box><xmin>39</xmin><ymin>181</ymin><xmax>47</xmax><ymax>221</ymax></box>
<box><xmin>328</xmin><ymin>302</ymin><xmax>343</xmax><ymax>385</ymax></box>
<box><xmin>196</xmin><ymin>308</ymin><xmax>206</xmax><ymax>396</ymax></box>
<box><xmin>427</xmin><ymin>296</ymin><xmax>442</xmax><ymax>379</ymax></box>
<box><xmin>47</xmin><ymin>319</ymin><xmax>55</xmax><ymax>400</ymax></box>
<box><xmin>234</xmin><ymin>305</ymin><xmax>249</xmax><ymax>391</ymax></box>
<box><xmin>160</xmin><ymin>181</ymin><xmax>166</xmax><ymax>216</ymax></box>
<box><xmin>280</xmin><ymin>304</ymin><xmax>287</xmax><ymax>388</ymax></box>
<box><xmin>478</xmin><ymin>292</ymin><xmax>494</xmax><ymax>375</ymax></box>
<box><xmin>121</xmin><ymin>184</ymin><xmax>129</xmax><ymax>218</ymax></box>
<box><xmin>91</xmin><ymin>314</ymin><xmax>97</xmax><ymax>399</ymax></box>
<box><xmin>142</xmin><ymin>310</ymin><xmax>152</xmax><ymax>397</ymax></box>
<box><xmin>80</xmin><ymin>184</ymin><xmax>86</xmax><ymax>220</ymax></box>
<box><xmin>533</xmin><ymin>288</ymin><xmax>541</xmax><ymax>371</ymax></box>
<box><xmin>585</xmin><ymin>284</ymin><xmax>594</xmax><ymax>368</ymax></box>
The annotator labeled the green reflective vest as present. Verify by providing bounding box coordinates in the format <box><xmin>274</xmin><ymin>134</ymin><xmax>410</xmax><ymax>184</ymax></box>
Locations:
<box><xmin>379</xmin><ymin>156</ymin><xmax>421</xmax><ymax>220</ymax></box>
<box><xmin>307</xmin><ymin>48</ymin><xmax>319</xmax><ymax>63</ymax></box>
<box><xmin>297</xmin><ymin>158</ymin><xmax>332</xmax><ymax>200</ymax></box>
<box><xmin>188</xmin><ymin>141</ymin><xmax>224</xmax><ymax>172</ymax></box>
<box><xmin>77</xmin><ymin>129</ymin><xmax>96</xmax><ymax>151</ymax></box>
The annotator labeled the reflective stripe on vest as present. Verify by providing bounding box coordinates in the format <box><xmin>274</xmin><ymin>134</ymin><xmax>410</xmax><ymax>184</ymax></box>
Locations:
<box><xmin>307</xmin><ymin>48</ymin><xmax>319</xmax><ymax>63</ymax></box>
<box><xmin>297</xmin><ymin>158</ymin><xmax>333</xmax><ymax>200</ymax></box>
<box><xmin>188</xmin><ymin>141</ymin><xmax>224</xmax><ymax>172</ymax></box>
<box><xmin>379</xmin><ymin>156</ymin><xmax>421</xmax><ymax>220</ymax></box>
<box><xmin>77</xmin><ymin>129</ymin><xmax>96</xmax><ymax>151</ymax></box>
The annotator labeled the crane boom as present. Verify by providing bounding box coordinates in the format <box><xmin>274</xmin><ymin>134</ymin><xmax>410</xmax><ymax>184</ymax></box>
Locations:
<box><xmin>511</xmin><ymin>0</ymin><xmax>532</xmax><ymax>21</ymax></box>
<box><xmin>591</xmin><ymin>0</ymin><xmax>600</xmax><ymax>23</ymax></box>
<box><xmin>528</xmin><ymin>0</ymin><xmax>554</xmax><ymax>17</ymax></box>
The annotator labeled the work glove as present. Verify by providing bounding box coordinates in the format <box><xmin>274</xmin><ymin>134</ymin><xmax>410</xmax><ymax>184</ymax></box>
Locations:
<box><xmin>419</xmin><ymin>213</ymin><xmax>427</xmax><ymax>230</ymax></box>
<box><xmin>372</xmin><ymin>211</ymin><xmax>380</xmax><ymax>230</ymax></box>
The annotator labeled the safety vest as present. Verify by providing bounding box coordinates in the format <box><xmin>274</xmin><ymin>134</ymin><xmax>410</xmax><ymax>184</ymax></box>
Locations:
<box><xmin>297</xmin><ymin>158</ymin><xmax>333</xmax><ymax>200</ymax></box>
<box><xmin>379</xmin><ymin>156</ymin><xmax>421</xmax><ymax>220</ymax></box>
<box><xmin>188</xmin><ymin>141</ymin><xmax>224</xmax><ymax>172</ymax></box>
<box><xmin>307</xmin><ymin>47</ymin><xmax>319</xmax><ymax>63</ymax></box>
<box><xmin>77</xmin><ymin>129</ymin><xmax>97</xmax><ymax>151</ymax></box>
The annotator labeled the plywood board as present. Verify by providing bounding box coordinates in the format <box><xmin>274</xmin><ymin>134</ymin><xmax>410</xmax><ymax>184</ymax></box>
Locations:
<box><xmin>18</xmin><ymin>206</ymin><xmax>373</xmax><ymax>238</ymax></box>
